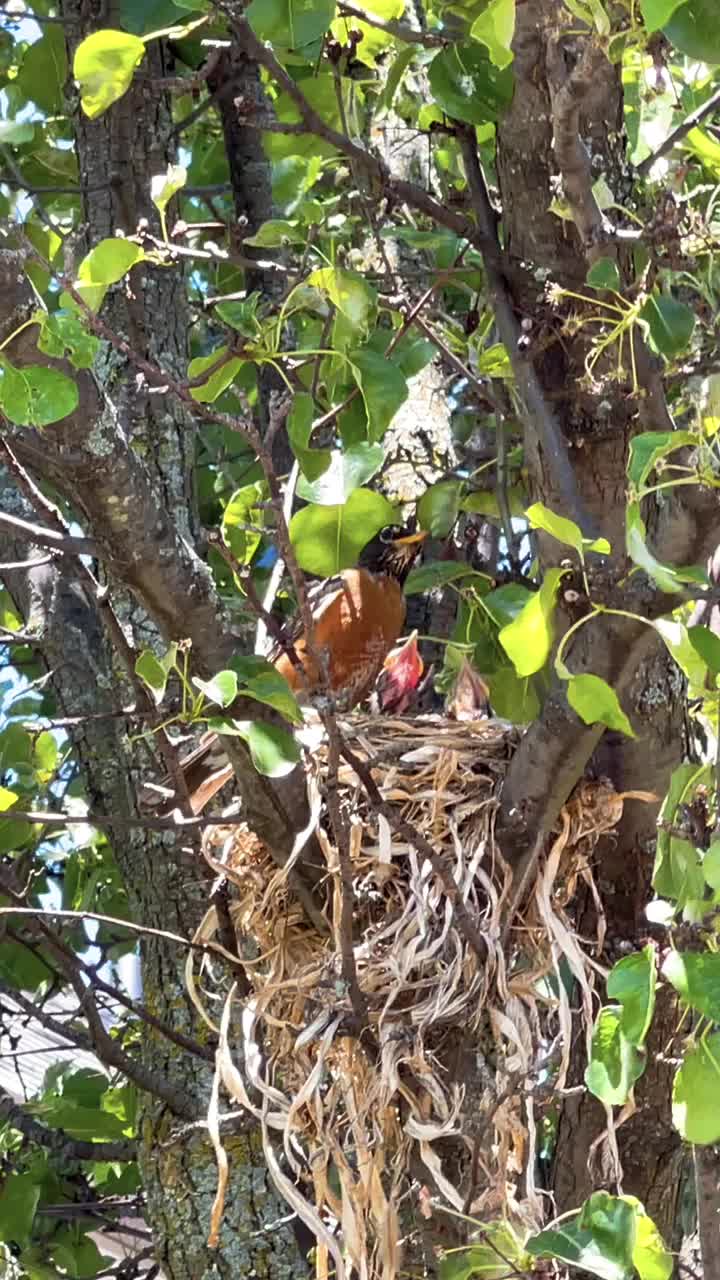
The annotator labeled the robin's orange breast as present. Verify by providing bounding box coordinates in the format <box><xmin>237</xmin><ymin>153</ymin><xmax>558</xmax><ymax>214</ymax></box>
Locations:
<box><xmin>273</xmin><ymin>568</ymin><xmax>407</xmax><ymax>709</ymax></box>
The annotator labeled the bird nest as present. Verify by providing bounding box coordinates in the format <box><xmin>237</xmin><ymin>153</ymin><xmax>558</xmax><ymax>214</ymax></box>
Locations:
<box><xmin>187</xmin><ymin>713</ymin><xmax>648</xmax><ymax>1276</ymax></box>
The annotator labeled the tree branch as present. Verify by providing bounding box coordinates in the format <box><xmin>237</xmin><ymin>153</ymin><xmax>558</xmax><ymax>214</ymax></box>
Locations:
<box><xmin>0</xmin><ymin>1090</ymin><xmax>136</xmax><ymax>1162</ymax></box>
<box><xmin>637</xmin><ymin>83</ymin><xmax>720</xmax><ymax>178</ymax></box>
<box><xmin>337</xmin><ymin>2</ymin><xmax>447</xmax><ymax>46</ymax></box>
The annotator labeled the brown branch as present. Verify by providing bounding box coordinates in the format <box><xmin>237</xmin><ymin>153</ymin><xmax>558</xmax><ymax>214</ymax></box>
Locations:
<box><xmin>0</xmin><ymin>509</ymin><xmax>97</xmax><ymax>556</ymax></box>
<box><xmin>546</xmin><ymin>36</ymin><xmax>609</xmax><ymax>254</ymax></box>
<box><xmin>0</xmin><ymin>1091</ymin><xmax>136</xmax><ymax>1163</ymax></box>
<box><xmin>455</xmin><ymin>124</ymin><xmax>593</xmax><ymax>534</ymax></box>
<box><xmin>637</xmin><ymin>83</ymin><xmax>720</xmax><ymax>178</ymax></box>
<box><xmin>337</xmin><ymin>1</ymin><xmax>446</xmax><ymax>46</ymax></box>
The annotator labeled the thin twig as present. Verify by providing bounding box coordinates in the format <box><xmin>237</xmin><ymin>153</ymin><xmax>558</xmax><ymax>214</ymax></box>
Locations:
<box><xmin>338</xmin><ymin>740</ymin><xmax>488</xmax><ymax>962</ymax></box>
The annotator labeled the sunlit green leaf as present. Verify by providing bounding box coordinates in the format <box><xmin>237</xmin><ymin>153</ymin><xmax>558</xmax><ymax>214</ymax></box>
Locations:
<box><xmin>290</xmin><ymin>489</ymin><xmax>397</xmax><ymax>576</ymax></box>
<box><xmin>672</xmin><ymin>1034</ymin><xmax>720</xmax><ymax>1143</ymax></box>
<box><xmin>188</xmin><ymin>347</ymin><xmax>243</xmax><ymax>403</ymax></box>
<box><xmin>151</xmin><ymin>163</ymin><xmax>187</xmax><ymax>214</ymax></box>
<box><xmin>567</xmin><ymin>673</ymin><xmax>635</xmax><ymax>737</ymax></box>
<box><xmin>607</xmin><ymin>946</ymin><xmax>656</xmax><ymax>1047</ymax></box>
<box><xmin>73</xmin><ymin>29</ymin><xmax>146</xmax><ymax>119</ymax></box>
<box><xmin>193</xmin><ymin>670</ymin><xmax>238</xmax><ymax>708</ymax></box>
<box><xmin>499</xmin><ymin>567</ymin><xmax>564</xmax><ymax>677</ymax></box>
<box><xmin>296</xmin><ymin>443</ymin><xmax>385</xmax><ymax>504</ymax></box>
<box><xmin>470</xmin><ymin>0</ymin><xmax>516</xmax><ymax>68</ymax></box>
<box><xmin>78</xmin><ymin>237</ymin><xmax>145</xmax><ymax>286</ymax></box>
<box><xmin>585</xmin><ymin>1006</ymin><xmax>645</xmax><ymax>1105</ymax></box>
<box><xmin>526</xmin><ymin>502</ymin><xmax>610</xmax><ymax>557</ymax></box>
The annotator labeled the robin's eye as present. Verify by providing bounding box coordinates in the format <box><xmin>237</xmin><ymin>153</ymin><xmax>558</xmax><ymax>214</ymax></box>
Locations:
<box><xmin>380</xmin><ymin>525</ymin><xmax>403</xmax><ymax>544</ymax></box>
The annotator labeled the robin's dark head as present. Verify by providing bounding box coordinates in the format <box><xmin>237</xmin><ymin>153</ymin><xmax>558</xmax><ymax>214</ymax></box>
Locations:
<box><xmin>358</xmin><ymin>524</ymin><xmax>427</xmax><ymax>584</ymax></box>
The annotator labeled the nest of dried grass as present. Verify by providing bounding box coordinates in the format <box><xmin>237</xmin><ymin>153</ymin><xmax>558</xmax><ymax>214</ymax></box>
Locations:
<box><xmin>187</xmin><ymin>713</ymin><xmax>648</xmax><ymax>1277</ymax></box>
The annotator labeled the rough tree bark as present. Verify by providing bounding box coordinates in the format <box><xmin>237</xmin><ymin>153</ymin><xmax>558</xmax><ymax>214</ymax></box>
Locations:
<box><xmin>493</xmin><ymin>0</ymin><xmax>700</xmax><ymax>1232</ymax></box>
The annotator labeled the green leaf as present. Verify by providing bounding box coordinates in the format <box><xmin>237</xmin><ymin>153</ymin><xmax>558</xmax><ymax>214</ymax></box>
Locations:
<box><xmin>653</xmin><ymin>761</ymin><xmax>708</xmax><ymax>904</ymax></box>
<box><xmin>188</xmin><ymin>347</ymin><xmax>243</xmax><ymax>403</ymax></box>
<box><xmin>641</xmin><ymin>0</ymin><xmax>685</xmax><ymax>30</ymax></box>
<box><xmin>380</xmin><ymin>44</ymin><xmax>416</xmax><ymax>112</ymax></box>
<box><xmin>296</xmin><ymin>443</ymin><xmax>385</xmax><ymax>504</ymax></box>
<box><xmin>525</xmin><ymin>1187</ymin><xmax>635</xmax><ymax>1280</ymax></box>
<box><xmin>672</xmin><ymin>1034</ymin><xmax>720</xmax><ymax>1143</ymax></box>
<box><xmin>34</xmin><ymin>731</ymin><xmax>58</xmax><ymax>783</ymax></box>
<box><xmin>482</xmin><ymin>582</ymin><xmax>534</xmax><ymax>627</ymax></box>
<box><xmin>662</xmin><ymin>950</ymin><xmax>720</xmax><ymax>1024</ymax></box>
<box><xmin>151</xmin><ymin>163</ymin><xmax>187</xmax><ymax>214</ymax></box>
<box><xmin>73</xmin><ymin>29</ymin><xmax>146</xmax><ymax>119</ymax></box>
<box><xmin>685</xmin><ymin>125</ymin><xmax>720</xmax><ymax>175</ymax></box>
<box><xmin>702</xmin><ymin>840</ymin><xmax>720</xmax><ymax>890</ymax></box>
<box><xmin>607</xmin><ymin>946</ymin><xmax>656</xmax><ymax>1047</ymax></box>
<box><xmin>639</xmin><ymin>293</ymin><xmax>696</xmax><ymax>360</ymax></box>
<box><xmin>664</xmin><ymin>0</ymin><xmax>720</xmax><ymax>62</ymax></box>
<box><xmin>193</xmin><ymin>670</ymin><xmax>239</xmax><ymax>708</ymax></box>
<box><xmin>214</xmin><ymin>294</ymin><xmax>262</xmax><ymax>339</ymax></box>
<box><xmin>349</xmin><ymin>348</ymin><xmax>408</xmax><ymax>441</ymax></box>
<box><xmin>0</xmin><ymin>120</ymin><xmax>34</xmax><ymax>144</ymax></box>
<box><xmin>526</xmin><ymin>501</ymin><xmax>610</xmax><ymax>557</ymax></box>
<box><xmin>627</xmin><ymin>430</ymin><xmax>694</xmax><ymax>492</ymax></box>
<box><xmin>0</xmin><ymin>1172</ymin><xmax>40</xmax><ymax>1247</ymax></box>
<box><xmin>487</xmin><ymin>667</ymin><xmax>540</xmax><ymax>723</ymax></box>
<box><xmin>243</xmin><ymin>219</ymin><xmax>305</xmax><ymax>247</ymax></box>
<box><xmin>626</xmin><ymin>502</ymin><xmax>683</xmax><ymax>594</ymax></box>
<box><xmin>630</xmin><ymin>1201</ymin><xmax>673</xmax><ymax>1280</ymax></box>
<box><xmin>499</xmin><ymin>567</ymin><xmax>564</xmax><ymax>677</ymax></box>
<box><xmin>474</xmin><ymin>341</ymin><xmax>512</xmax><ymax>378</ymax></box>
<box><xmin>78</xmin><ymin>237</ymin><xmax>145</xmax><ymax>286</ymax></box>
<box><xmin>417</xmin><ymin>480</ymin><xmax>462</xmax><ymax>538</ymax></box>
<box><xmin>17</xmin><ymin>23</ymin><xmax>68</xmax><ymax>114</ymax></box>
<box><xmin>586</xmin><ymin>256</ymin><xmax>622</xmax><ymax>291</ymax></box>
<box><xmin>221</xmin><ymin>481</ymin><xmax>267</xmax><ymax>566</ymax></box>
<box><xmin>287</xmin><ymin>392</ymin><xmax>331</xmax><ymax>483</ymax></box>
<box><xmin>404</xmin><ymin>560</ymin><xmax>476</xmax><ymax>595</ymax></box>
<box><xmin>654</xmin><ymin>618</ymin><xmax>709</xmax><ymax>691</ymax></box>
<box><xmin>305</xmin><ymin>268</ymin><xmax>377</xmax><ymax>335</ymax></box>
<box><xmin>429</xmin><ymin>43</ymin><xmax>514</xmax><ymax>125</ymax></box>
<box><xmin>135</xmin><ymin>644</ymin><xmax>177</xmax><ymax>705</ymax></box>
<box><xmin>289</xmin><ymin>489</ymin><xmax>398</xmax><ymax>576</ymax></box>
<box><xmin>135</xmin><ymin>650</ymin><xmax>168</xmax><ymax>702</ymax></box>
<box><xmin>585</xmin><ymin>1005</ymin><xmax>646</xmax><ymax>1105</ymax></box>
<box><xmin>470</xmin><ymin>0</ymin><xmax>516</xmax><ymax>68</ymax></box>
<box><xmin>567</xmin><ymin>673</ymin><xmax>635</xmax><ymax>737</ymax></box>
<box><xmin>687</xmin><ymin>624</ymin><xmax>720</xmax><ymax>677</ymax></box>
<box><xmin>36</xmin><ymin>310</ymin><xmax>100</xmax><ymax>370</ymax></box>
<box><xmin>246</xmin><ymin>721</ymin><xmax>301</xmax><ymax>777</ymax></box>
<box><xmin>0</xmin><ymin>785</ymin><xmax>18</xmax><ymax>812</ymax></box>
<box><xmin>246</xmin><ymin>0</ymin><xmax>335</xmax><ymax>53</ymax></box>
<box><xmin>439</xmin><ymin>1221</ymin><xmax>530</xmax><ymax>1280</ymax></box>
<box><xmin>331</xmin><ymin>0</ymin><xmax>405</xmax><ymax>67</ymax></box>
<box><xmin>0</xmin><ymin>361</ymin><xmax>79</xmax><ymax>428</ymax></box>
<box><xmin>231</xmin><ymin>661</ymin><xmax>303</xmax><ymax>725</ymax></box>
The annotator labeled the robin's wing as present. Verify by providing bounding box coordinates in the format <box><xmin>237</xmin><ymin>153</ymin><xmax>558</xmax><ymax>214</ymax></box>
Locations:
<box><xmin>266</xmin><ymin>574</ymin><xmax>346</xmax><ymax>665</ymax></box>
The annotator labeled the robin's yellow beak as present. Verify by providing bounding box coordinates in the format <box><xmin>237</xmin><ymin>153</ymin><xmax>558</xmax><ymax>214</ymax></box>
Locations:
<box><xmin>391</xmin><ymin>530</ymin><xmax>428</xmax><ymax>547</ymax></box>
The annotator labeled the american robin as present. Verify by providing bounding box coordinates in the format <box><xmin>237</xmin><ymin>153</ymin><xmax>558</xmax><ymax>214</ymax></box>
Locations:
<box><xmin>272</xmin><ymin>523</ymin><xmax>427</xmax><ymax>710</ymax></box>
<box><xmin>142</xmin><ymin>523</ymin><xmax>427</xmax><ymax>814</ymax></box>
